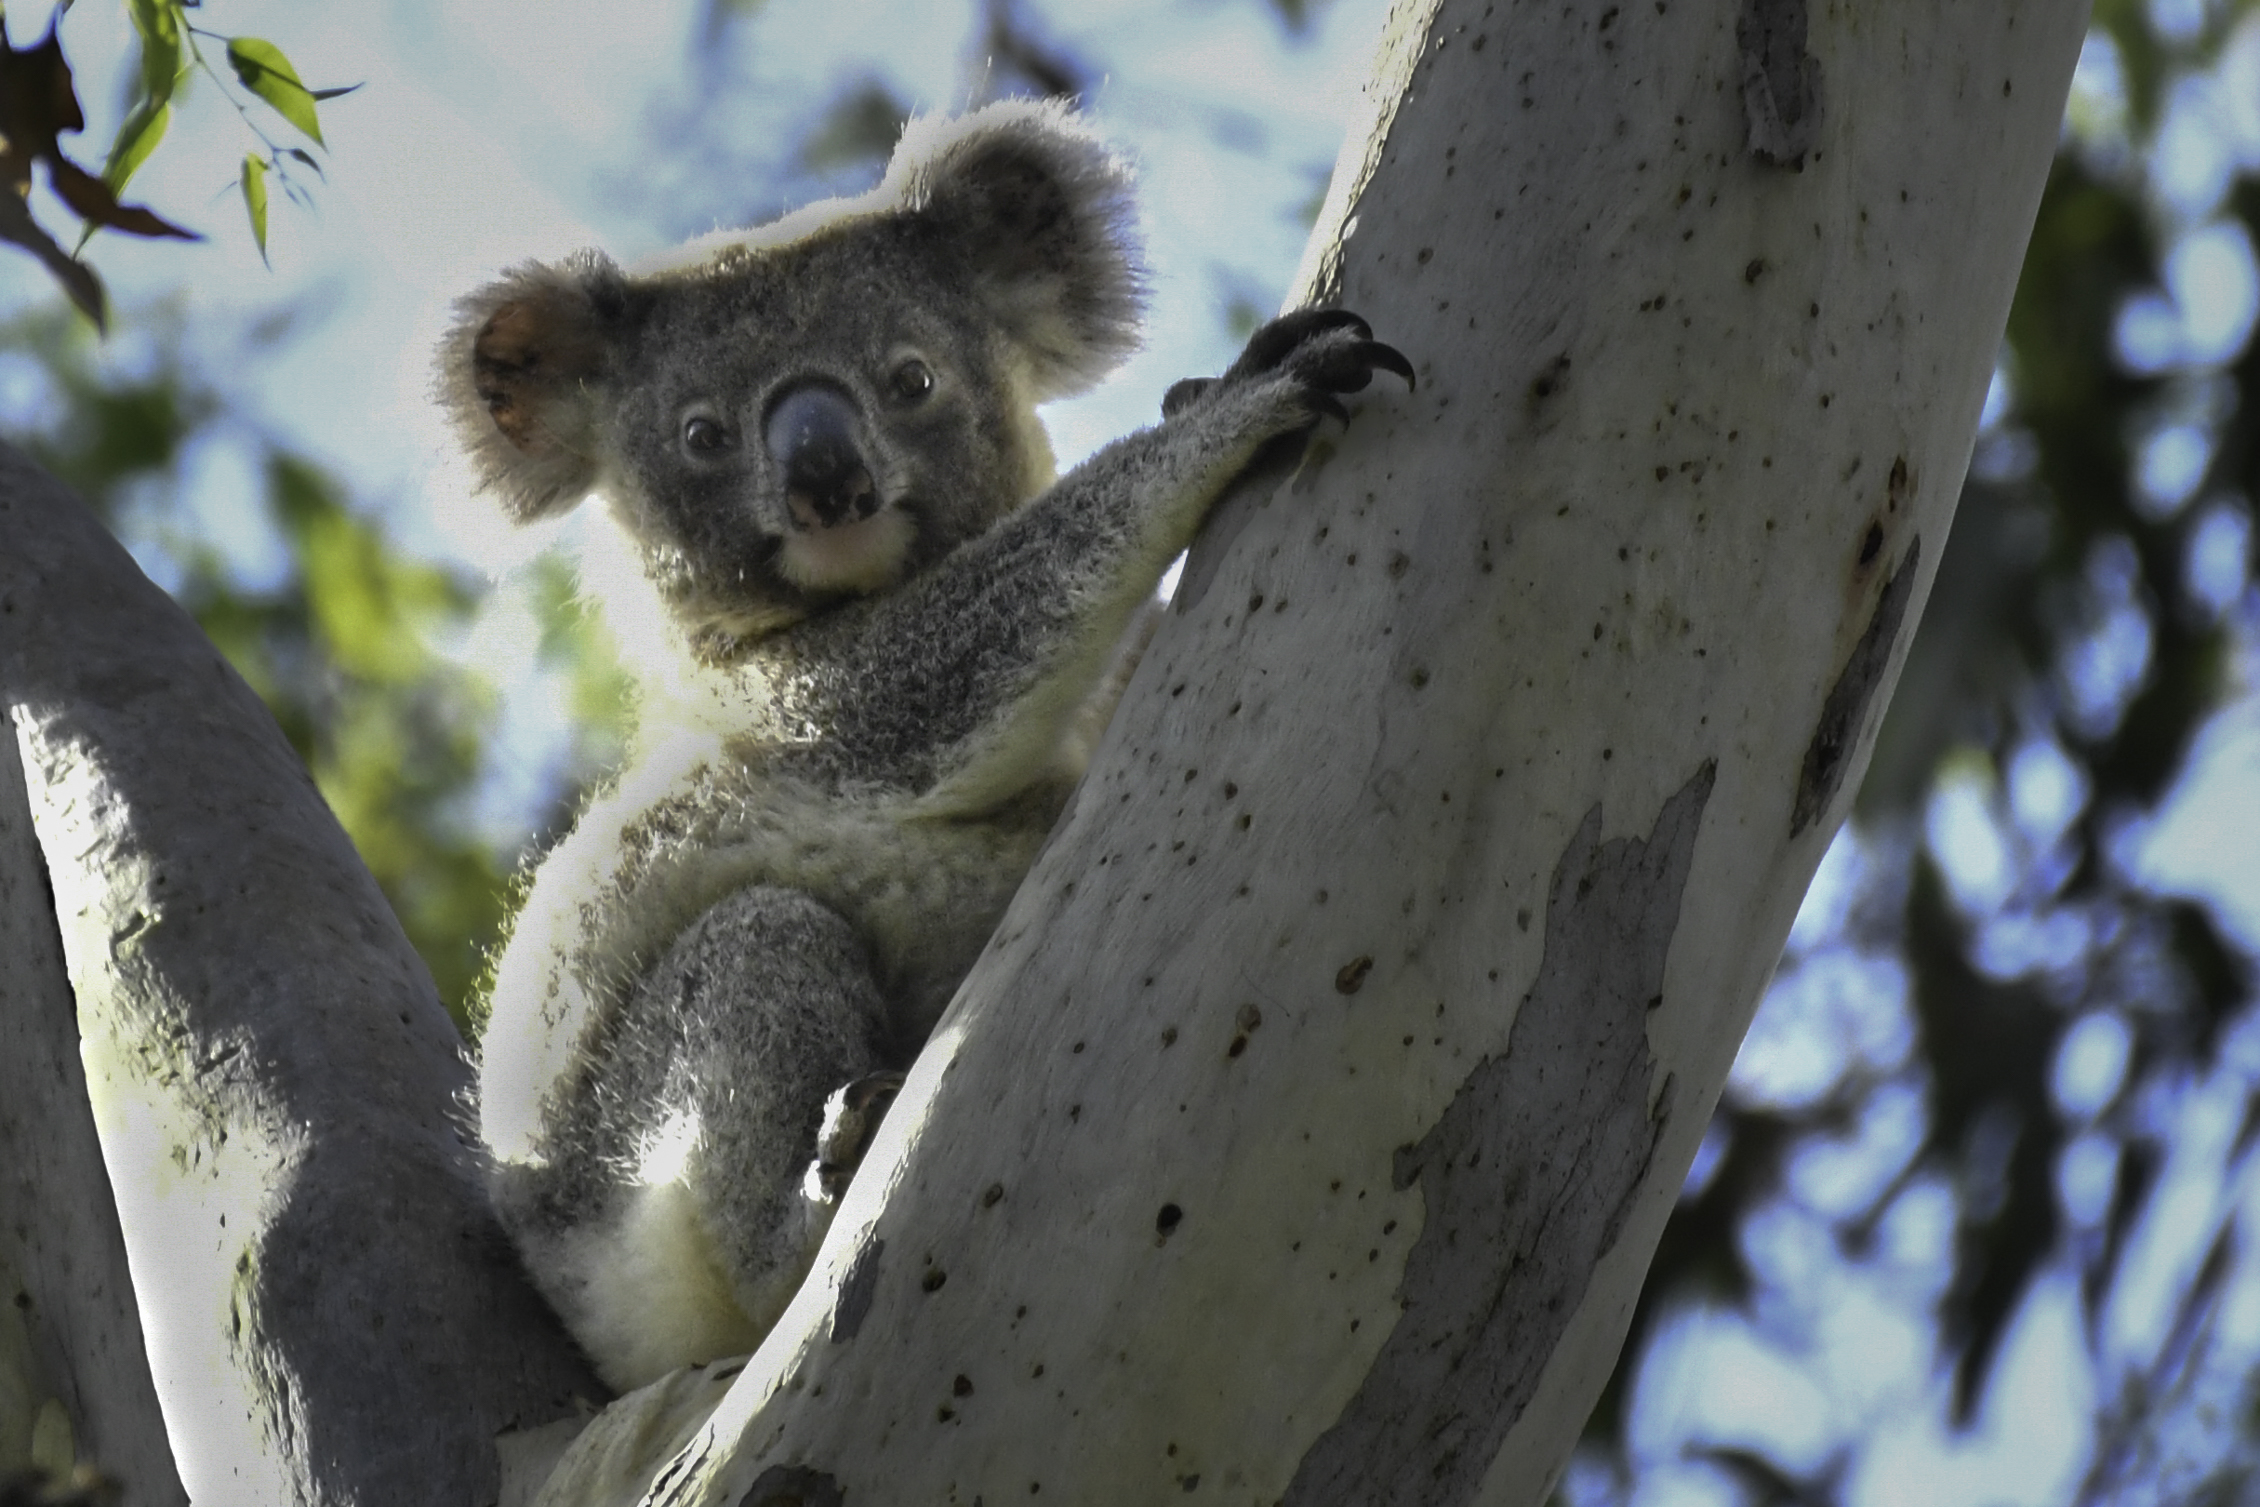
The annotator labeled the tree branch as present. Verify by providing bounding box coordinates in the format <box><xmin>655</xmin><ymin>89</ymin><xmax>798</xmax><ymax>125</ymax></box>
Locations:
<box><xmin>529</xmin><ymin>1</ymin><xmax>2090</xmax><ymax>1501</ymax></box>
<box><xmin>0</xmin><ymin>698</ymin><xmax>182</xmax><ymax>1505</ymax></box>
<box><xmin>0</xmin><ymin>446</ymin><xmax>604</xmax><ymax>1505</ymax></box>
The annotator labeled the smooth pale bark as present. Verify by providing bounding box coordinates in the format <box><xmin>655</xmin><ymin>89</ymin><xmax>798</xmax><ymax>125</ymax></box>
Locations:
<box><xmin>0</xmin><ymin>447</ymin><xmax>605</xmax><ymax>1504</ymax></box>
<box><xmin>0</xmin><ymin>720</ymin><xmax>185</xmax><ymax>1505</ymax></box>
<box><xmin>532</xmin><ymin>1</ymin><xmax>2091</xmax><ymax>1503</ymax></box>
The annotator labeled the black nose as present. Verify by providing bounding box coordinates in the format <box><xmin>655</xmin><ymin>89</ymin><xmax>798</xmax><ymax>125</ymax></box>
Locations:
<box><xmin>764</xmin><ymin>384</ymin><xmax>878</xmax><ymax>530</ymax></box>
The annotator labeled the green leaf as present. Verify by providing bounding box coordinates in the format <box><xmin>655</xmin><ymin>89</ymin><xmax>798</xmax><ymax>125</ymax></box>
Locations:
<box><xmin>240</xmin><ymin>153</ymin><xmax>269</xmax><ymax>263</ymax></box>
<box><xmin>226</xmin><ymin>37</ymin><xmax>324</xmax><ymax>146</ymax></box>
<box><xmin>125</xmin><ymin>0</ymin><xmax>181</xmax><ymax>105</ymax></box>
<box><xmin>100</xmin><ymin>100</ymin><xmax>171</xmax><ymax>197</ymax></box>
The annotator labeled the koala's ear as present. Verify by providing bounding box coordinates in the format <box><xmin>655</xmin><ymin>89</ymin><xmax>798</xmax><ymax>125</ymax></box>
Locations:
<box><xmin>889</xmin><ymin>101</ymin><xmax>1145</xmax><ymax>401</ymax></box>
<box><xmin>436</xmin><ymin>252</ymin><xmax>632</xmax><ymax>523</ymax></box>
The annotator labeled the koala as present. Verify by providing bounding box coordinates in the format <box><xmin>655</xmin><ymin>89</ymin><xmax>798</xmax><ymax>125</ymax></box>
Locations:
<box><xmin>439</xmin><ymin>99</ymin><xmax>1410</xmax><ymax>1392</ymax></box>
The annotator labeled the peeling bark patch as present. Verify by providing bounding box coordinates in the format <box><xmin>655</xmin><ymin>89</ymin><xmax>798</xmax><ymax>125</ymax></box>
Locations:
<box><xmin>829</xmin><ymin>1237</ymin><xmax>882</xmax><ymax>1343</ymax></box>
<box><xmin>740</xmin><ymin>1464</ymin><xmax>845</xmax><ymax>1507</ymax></box>
<box><xmin>1791</xmin><ymin>537</ymin><xmax>1921</xmax><ymax>837</ymax></box>
<box><xmin>1282</xmin><ymin>765</ymin><xmax>1715</xmax><ymax>1507</ymax></box>
<box><xmin>1738</xmin><ymin>0</ymin><xmax>1822</xmax><ymax>167</ymax></box>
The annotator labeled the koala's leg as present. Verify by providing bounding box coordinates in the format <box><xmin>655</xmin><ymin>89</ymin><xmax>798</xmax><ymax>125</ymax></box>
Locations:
<box><xmin>500</xmin><ymin>884</ymin><xmax>891</xmax><ymax>1391</ymax></box>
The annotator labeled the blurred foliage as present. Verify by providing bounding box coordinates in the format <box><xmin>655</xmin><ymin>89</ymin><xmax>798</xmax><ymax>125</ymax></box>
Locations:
<box><xmin>1</xmin><ymin>309</ymin><xmax>516</xmax><ymax>1032</ymax></box>
<box><xmin>0</xmin><ymin>13</ymin><xmax>196</xmax><ymax>326</ymax></box>
<box><xmin>794</xmin><ymin>80</ymin><xmax>911</xmax><ymax>175</ymax></box>
<box><xmin>1581</xmin><ymin>6</ymin><xmax>2260</xmax><ymax>1503</ymax></box>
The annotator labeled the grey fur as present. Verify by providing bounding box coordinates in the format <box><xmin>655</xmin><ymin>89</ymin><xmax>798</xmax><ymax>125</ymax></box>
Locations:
<box><xmin>438</xmin><ymin>100</ymin><xmax>1408</xmax><ymax>1390</ymax></box>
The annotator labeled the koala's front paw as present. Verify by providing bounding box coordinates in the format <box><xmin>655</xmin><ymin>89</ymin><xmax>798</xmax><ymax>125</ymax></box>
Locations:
<box><xmin>1162</xmin><ymin>307</ymin><xmax>1415</xmax><ymax>422</ymax></box>
<box><xmin>808</xmin><ymin>1071</ymin><xmax>908</xmax><ymax>1203</ymax></box>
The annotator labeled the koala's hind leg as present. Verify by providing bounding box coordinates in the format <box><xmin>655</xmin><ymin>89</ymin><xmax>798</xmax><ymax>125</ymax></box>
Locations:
<box><xmin>528</xmin><ymin>885</ymin><xmax>892</xmax><ymax>1390</ymax></box>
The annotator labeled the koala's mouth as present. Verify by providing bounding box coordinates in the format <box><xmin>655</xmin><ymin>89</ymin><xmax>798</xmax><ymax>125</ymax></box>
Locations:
<box><xmin>784</xmin><ymin>476</ymin><xmax>880</xmax><ymax>532</ymax></box>
<box><xmin>775</xmin><ymin>503</ymin><xmax>918</xmax><ymax>596</ymax></box>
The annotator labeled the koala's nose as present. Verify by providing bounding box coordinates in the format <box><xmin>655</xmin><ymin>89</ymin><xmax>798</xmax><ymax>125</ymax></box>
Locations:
<box><xmin>763</xmin><ymin>384</ymin><xmax>879</xmax><ymax>531</ymax></box>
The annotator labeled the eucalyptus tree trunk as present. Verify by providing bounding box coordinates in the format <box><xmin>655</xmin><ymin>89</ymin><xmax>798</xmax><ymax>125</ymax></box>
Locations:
<box><xmin>529</xmin><ymin>0</ymin><xmax>2090</xmax><ymax>1502</ymax></box>
<box><xmin>0</xmin><ymin>449</ymin><xmax>604</xmax><ymax>1504</ymax></box>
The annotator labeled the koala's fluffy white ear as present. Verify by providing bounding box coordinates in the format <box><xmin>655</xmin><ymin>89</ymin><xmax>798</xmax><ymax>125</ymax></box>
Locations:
<box><xmin>890</xmin><ymin>101</ymin><xmax>1145</xmax><ymax>401</ymax></box>
<box><xmin>437</xmin><ymin>252</ymin><xmax>631</xmax><ymax>523</ymax></box>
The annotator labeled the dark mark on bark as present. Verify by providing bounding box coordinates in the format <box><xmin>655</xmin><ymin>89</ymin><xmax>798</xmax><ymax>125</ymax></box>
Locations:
<box><xmin>1791</xmin><ymin>537</ymin><xmax>1921</xmax><ymax>837</ymax></box>
<box><xmin>1737</xmin><ymin>0</ymin><xmax>1822</xmax><ymax>167</ymax></box>
<box><xmin>1528</xmin><ymin>352</ymin><xmax>1571</xmax><ymax>412</ymax></box>
<box><xmin>829</xmin><ymin>1237</ymin><xmax>883</xmax><ymax>1343</ymax></box>
<box><xmin>740</xmin><ymin>1464</ymin><xmax>846</xmax><ymax>1507</ymax></box>
<box><xmin>1282</xmin><ymin>763</ymin><xmax>1715</xmax><ymax>1507</ymax></box>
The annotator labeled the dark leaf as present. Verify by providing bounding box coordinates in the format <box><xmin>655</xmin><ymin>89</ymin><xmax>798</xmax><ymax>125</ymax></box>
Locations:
<box><xmin>47</xmin><ymin>152</ymin><xmax>198</xmax><ymax>240</ymax></box>
<box><xmin>0</xmin><ymin>191</ymin><xmax>104</xmax><ymax>326</ymax></box>
<box><xmin>1948</xmin><ymin>1102</ymin><xmax>2060</xmax><ymax>1424</ymax></box>
<box><xmin>2087</xmin><ymin>1138</ymin><xmax>2158</xmax><ymax>1332</ymax></box>
<box><xmin>0</xmin><ymin>22</ymin><xmax>86</xmax><ymax>199</ymax></box>
<box><xmin>1903</xmin><ymin>863</ymin><xmax>2065</xmax><ymax>1423</ymax></box>
<box><xmin>0</xmin><ymin>16</ymin><xmax>195</xmax><ymax>304</ymax></box>
<box><xmin>2234</xmin><ymin>1092</ymin><xmax>2260</xmax><ymax>1168</ymax></box>
<box><xmin>1695</xmin><ymin>1446</ymin><xmax>1836</xmax><ymax>1507</ymax></box>
<box><xmin>979</xmin><ymin>0</ymin><xmax>1087</xmax><ymax>100</ymax></box>
<box><xmin>796</xmin><ymin>81</ymin><xmax>908</xmax><ymax>174</ymax></box>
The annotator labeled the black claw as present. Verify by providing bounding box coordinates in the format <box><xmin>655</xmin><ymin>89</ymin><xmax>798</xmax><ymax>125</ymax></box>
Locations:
<box><xmin>1301</xmin><ymin>307</ymin><xmax>1374</xmax><ymax>339</ymax></box>
<box><xmin>1357</xmin><ymin>340</ymin><xmax>1417</xmax><ymax>392</ymax></box>
<box><xmin>1205</xmin><ymin>307</ymin><xmax>1411</xmax><ymax>432</ymax></box>
<box><xmin>1231</xmin><ymin>307</ymin><xmax>1375</xmax><ymax>379</ymax></box>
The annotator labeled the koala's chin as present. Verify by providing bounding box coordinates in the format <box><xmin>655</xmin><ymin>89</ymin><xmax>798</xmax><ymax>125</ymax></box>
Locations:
<box><xmin>775</xmin><ymin>504</ymin><xmax>919</xmax><ymax>596</ymax></box>
<box><xmin>440</xmin><ymin>98</ymin><xmax>1409</xmax><ymax>1390</ymax></box>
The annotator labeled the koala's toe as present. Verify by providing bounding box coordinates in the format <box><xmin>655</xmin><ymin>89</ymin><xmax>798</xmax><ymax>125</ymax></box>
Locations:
<box><xmin>1229</xmin><ymin>307</ymin><xmax>1375</xmax><ymax>381</ymax></box>
<box><xmin>812</xmin><ymin>1070</ymin><xmax>908</xmax><ymax>1201</ymax></box>
<box><xmin>1303</xmin><ymin>389</ymin><xmax>1352</xmax><ymax>428</ymax></box>
<box><xmin>1273</xmin><ymin>330</ymin><xmax>1415</xmax><ymax>432</ymax></box>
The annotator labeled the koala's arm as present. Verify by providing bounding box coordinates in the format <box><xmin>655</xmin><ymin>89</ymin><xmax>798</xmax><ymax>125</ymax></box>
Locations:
<box><xmin>783</xmin><ymin>311</ymin><xmax>1412</xmax><ymax>812</ymax></box>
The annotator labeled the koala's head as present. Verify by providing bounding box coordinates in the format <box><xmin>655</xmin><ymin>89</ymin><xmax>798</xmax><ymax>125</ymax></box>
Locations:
<box><xmin>438</xmin><ymin>101</ymin><xmax>1143</xmax><ymax>649</ymax></box>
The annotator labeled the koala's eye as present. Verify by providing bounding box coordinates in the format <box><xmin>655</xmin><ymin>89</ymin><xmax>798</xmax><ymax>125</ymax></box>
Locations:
<box><xmin>888</xmin><ymin>359</ymin><xmax>935</xmax><ymax>404</ymax></box>
<box><xmin>682</xmin><ymin>415</ymin><xmax>734</xmax><ymax>454</ymax></box>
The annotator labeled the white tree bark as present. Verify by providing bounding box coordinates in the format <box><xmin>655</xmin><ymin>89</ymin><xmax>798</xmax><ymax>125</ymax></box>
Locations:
<box><xmin>0</xmin><ymin>709</ymin><xmax>184</xmax><ymax>1504</ymax></box>
<box><xmin>0</xmin><ymin>447</ymin><xmax>605</xmax><ymax>1504</ymax></box>
<box><xmin>527</xmin><ymin>0</ymin><xmax>2091</xmax><ymax>1503</ymax></box>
